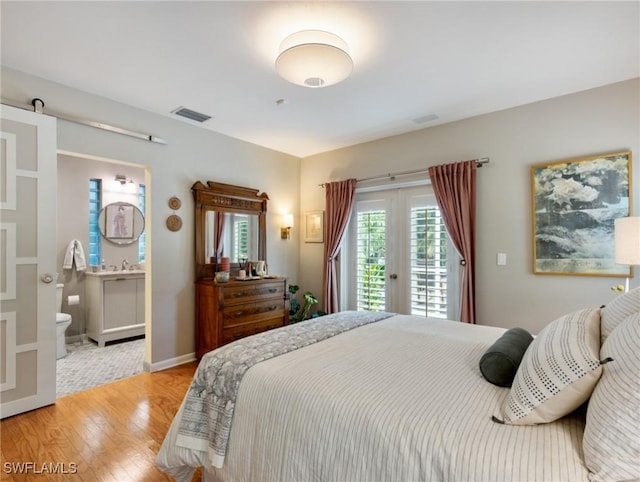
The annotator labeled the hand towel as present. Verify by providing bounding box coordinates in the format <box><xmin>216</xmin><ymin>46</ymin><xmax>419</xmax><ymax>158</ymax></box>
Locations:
<box><xmin>62</xmin><ymin>239</ymin><xmax>87</xmax><ymax>272</ymax></box>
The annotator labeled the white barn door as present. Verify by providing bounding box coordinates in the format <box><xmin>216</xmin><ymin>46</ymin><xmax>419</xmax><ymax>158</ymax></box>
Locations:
<box><xmin>1</xmin><ymin>104</ymin><xmax>57</xmax><ymax>418</ymax></box>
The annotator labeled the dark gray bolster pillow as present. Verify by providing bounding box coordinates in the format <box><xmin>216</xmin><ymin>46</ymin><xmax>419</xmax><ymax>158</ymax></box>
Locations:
<box><xmin>479</xmin><ymin>327</ymin><xmax>533</xmax><ymax>387</ymax></box>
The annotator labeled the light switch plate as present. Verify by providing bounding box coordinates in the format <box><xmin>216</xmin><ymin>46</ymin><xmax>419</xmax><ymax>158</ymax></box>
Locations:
<box><xmin>497</xmin><ymin>253</ymin><xmax>507</xmax><ymax>266</ymax></box>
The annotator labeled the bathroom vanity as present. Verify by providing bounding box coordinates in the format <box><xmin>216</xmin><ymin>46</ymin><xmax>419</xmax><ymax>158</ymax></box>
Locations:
<box><xmin>85</xmin><ymin>270</ymin><xmax>145</xmax><ymax>347</ymax></box>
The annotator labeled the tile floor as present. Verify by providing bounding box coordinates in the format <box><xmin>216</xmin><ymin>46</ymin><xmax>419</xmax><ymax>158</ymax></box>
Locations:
<box><xmin>56</xmin><ymin>337</ymin><xmax>145</xmax><ymax>398</ymax></box>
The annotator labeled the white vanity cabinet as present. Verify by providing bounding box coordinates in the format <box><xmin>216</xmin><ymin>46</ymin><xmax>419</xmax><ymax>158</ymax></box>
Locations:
<box><xmin>85</xmin><ymin>271</ymin><xmax>145</xmax><ymax>347</ymax></box>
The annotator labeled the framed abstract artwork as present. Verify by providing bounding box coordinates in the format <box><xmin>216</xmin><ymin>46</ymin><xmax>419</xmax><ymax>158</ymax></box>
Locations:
<box><xmin>531</xmin><ymin>151</ymin><xmax>632</xmax><ymax>276</ymax></box>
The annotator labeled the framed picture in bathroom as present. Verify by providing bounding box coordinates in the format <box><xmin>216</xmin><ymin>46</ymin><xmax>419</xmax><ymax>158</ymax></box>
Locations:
<box><xmin>106</xmin><ymin>203</ymin><xmax>134</xmax><ymax>239</ymax></box>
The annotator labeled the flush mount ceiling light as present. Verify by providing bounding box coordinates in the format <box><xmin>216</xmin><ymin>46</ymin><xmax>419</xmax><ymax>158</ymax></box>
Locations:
<box><xmin>275</xmin><ymin>30</ymin><xmax>353</xmax><ymax>88</ymax></box>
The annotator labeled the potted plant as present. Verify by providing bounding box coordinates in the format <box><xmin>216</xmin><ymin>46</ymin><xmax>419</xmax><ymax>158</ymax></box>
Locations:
<box><xmin>288</xmin><ymin>284</ymin><xmax>300</xmax><ymax>316</ymax></box>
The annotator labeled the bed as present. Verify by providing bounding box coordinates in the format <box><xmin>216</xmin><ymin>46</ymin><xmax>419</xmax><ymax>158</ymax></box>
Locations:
<box><xmin>156</xmin><ymin>308</ymin><xmax>627</xmax><ymax>482</ymax></box>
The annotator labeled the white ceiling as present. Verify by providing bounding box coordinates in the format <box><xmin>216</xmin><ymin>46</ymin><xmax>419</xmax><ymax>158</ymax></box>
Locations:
<box><xmin>2</xmin><ymin>1</ymin><xmax>639</xmax><ymax>158</ymax></box>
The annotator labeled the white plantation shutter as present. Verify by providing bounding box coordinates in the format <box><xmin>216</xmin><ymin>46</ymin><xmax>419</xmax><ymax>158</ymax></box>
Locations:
<box><xmin>356</xmin><ymin>209</ymin><xmax>387</xmax><ymax>311</ymax></box>
<box><xmin>410</xmin><ymin>205</ymin><xmax>448</xmax><ymax>318</ymax></box>
<box><xmin>234</xmin><ymin>216</ymin><xmax>249</xmax><ymax>260</ymax></box>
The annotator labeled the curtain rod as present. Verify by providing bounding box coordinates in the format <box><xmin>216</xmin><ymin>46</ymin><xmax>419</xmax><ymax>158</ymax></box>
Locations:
<box><xmin>1</xmin><ymin>97</ymin><xmax>167</xmax><ymax>145</ymax></box>
<box><xmin>319</xmin><ymin>157</ymin><xmax>489</xmax><ymax>187</ymax></box>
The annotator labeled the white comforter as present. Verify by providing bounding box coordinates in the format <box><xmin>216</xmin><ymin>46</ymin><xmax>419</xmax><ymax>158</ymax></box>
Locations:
<box><xmin>158</xmin><ymin>314</ymin><xmax>589</xmax><ymax>482</ymax></box>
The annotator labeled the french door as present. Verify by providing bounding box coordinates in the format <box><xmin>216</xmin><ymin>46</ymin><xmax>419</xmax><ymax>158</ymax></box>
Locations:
<box><xmin>1</xmin><ymin>104</ymin><xmax>57</xmax><ymax>418</ymax></box>
<box><xmin>345</xmin><ymin>186</ymin><xmax>459</xmax><ymax>319</ymax></box>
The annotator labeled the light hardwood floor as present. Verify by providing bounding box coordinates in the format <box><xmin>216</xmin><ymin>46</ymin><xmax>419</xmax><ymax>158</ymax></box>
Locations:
<box><xmin>1</xmin><ymin>362</ymin><xmax>200</xmax><ymax>482</ymax></box>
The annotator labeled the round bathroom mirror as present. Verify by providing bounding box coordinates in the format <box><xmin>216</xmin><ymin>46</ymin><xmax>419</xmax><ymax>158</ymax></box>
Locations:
<box><xmin>98</xmin><ymin>201</ymin><xmax>145</xmax><ymax>245</ymax></box>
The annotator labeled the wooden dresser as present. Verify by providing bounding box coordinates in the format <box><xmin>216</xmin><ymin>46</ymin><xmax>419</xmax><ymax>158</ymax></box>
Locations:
<box><xmin>195</xmin><ymin>277</ymin><xmax>289</xmax><ymax>359</ymax></box>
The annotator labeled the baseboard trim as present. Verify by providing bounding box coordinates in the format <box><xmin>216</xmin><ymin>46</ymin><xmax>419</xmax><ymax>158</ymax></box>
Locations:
<box><xmin>145</xmin><ymin>352</ymin><xmax>197</xmax><ymax>373</ymax></box>
<box><xmin>65</xmin><ymin>334</ymin><xmax>89</xmax><ymax>345</ymax></box>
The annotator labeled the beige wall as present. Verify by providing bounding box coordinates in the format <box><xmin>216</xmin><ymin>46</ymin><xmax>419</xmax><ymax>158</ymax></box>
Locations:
<box><xmin>2</xmin><ymin>66</ymin><xmax>300</xmax><ymax>367</ymax></box>
<box><xmin>4</xmin><ymin>64</ymin><xmax>638</xmax><ymax>366</ymax></box>
<box><xmin>300</xmin><ymin>78</ymin><xmax>640</xmax><ymax>334</ymax></box>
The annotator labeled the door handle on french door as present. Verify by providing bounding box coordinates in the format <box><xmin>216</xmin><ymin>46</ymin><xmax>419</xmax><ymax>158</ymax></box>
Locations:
<box><xmin>389</xmin><ymin>273</ymin><xmax>398</xmax><ymax>280</ymax></box>
<box><xmin>40</xmin><ymin>273</ymin><xmax>55</xmax><ymax>284</ymax></box>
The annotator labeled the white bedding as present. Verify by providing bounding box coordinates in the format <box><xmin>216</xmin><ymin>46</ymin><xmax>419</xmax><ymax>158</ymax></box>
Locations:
<box><xmin>158</xmin><ymin>314</ymin><xmax>589</xmax><ymax>482</ymax></box>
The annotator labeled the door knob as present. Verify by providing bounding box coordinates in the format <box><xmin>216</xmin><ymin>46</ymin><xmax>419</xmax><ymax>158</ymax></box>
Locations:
<box><xmin>40</xmin><ymin>273</ymin><xmax>55</xmax><ymax>284</ymax></box>
<box><xmin>389</xmin><ymin>273</ymin><xmax>398</xmax><ymax>280</ymax></box>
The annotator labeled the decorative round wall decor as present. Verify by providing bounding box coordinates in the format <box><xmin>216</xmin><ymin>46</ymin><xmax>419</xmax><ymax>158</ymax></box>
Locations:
<box><xmin>166</xmin><ymin>214</ymin><xmax>183</xmax><ymax>232</ymax></box>
<box><xmin>168</xmin><ymin>196</ymin><xmax>182</xmax><ymax>210</ymax></box>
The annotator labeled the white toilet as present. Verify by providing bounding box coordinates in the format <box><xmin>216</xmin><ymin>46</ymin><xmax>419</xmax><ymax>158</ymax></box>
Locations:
<box><xmin>56</xmin><ymin>283</ymin><xmax>72</xmax><ymax>359</ymax></box>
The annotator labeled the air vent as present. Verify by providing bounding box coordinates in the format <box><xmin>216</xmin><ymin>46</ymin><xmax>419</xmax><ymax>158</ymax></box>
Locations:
<box><xmin>171</xmin><ymin>106</ymin><xmax>212</xmax><ymax>123</ymax></box>
<box><xmin>412</xmin><ymin>114</ymin><xmax>439</xmax><ymax>124</ymax></box>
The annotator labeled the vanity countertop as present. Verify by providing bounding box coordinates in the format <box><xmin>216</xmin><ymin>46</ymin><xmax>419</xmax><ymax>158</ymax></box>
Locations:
<box><xmin>85</xmin><ymin>269</ymin><xmax>146</xmax><ymax>277</ymax></box>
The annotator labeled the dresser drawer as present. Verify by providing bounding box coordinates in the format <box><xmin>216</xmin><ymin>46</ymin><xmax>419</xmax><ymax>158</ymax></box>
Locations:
<box><xmin>221</xmin><ymin>281</ymin><xmax>285</xmax><ymax>305</ymax></box>
<box><xmin>222</xmin><ymin>317</ymin><xmax>285</xmax><ymax>345</ymax></box>
<box><xmin>195</xmin><ymin>277</ymin><xmax>289</xmax><ymax>358</ymax></box>
<box><xmin>223</xmin><ymin>298</ymin><xmax>285</xmax><ymax>327</ymax></box>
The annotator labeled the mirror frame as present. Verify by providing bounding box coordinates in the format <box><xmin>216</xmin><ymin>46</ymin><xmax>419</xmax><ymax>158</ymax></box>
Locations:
<box><xmin>98</xmin><ymin>201</ymin><xmax>145</xmax><ymax>245</ymax></box>
<box><xmin>192</xmin><ymin>180</ymin><xmax>268</xmax><ymax>279</ymax></box>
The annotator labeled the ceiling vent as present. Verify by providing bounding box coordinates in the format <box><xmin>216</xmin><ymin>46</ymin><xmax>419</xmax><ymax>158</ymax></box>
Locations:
<box><xmin>171</xmin><ymin>107</ymin><xmax>212</xmax><ymax>123</ymax></box>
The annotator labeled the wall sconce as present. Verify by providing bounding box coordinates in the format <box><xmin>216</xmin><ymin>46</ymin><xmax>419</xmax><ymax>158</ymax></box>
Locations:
<box><xmin>281</xmin><ymin>214</ymin><xmax>294</xmax><ymax>240</ymax></box>
<box><xmin>113</xmin><ymin>174</ymin><xmax>137</xmax><ymax>193</ymax></box>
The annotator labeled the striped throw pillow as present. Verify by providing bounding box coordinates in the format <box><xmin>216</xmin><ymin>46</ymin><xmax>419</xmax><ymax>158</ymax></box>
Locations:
<box><xmin>583</xmin><ymin>312</ymin><xmax>640</xmax><ymax>481</ymax></box>
<box><xmin>495</xmin><ymin>307</ymin><xmax>603</xmax><ymax>425</ymax></box>
<box><xmin>600</xmin><ymin>286</ymin><xmax>640</xmax><ymax>343</ymax></box>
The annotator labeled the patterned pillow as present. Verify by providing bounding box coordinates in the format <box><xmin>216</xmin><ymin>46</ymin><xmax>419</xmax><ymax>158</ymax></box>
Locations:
<box><xmin>583</xmin><ymin>312</ymin><xmax>640</xmax><ymax>481</ymax></box>
<box><xmin>600</xmin><ymin>286</ymin><xmax>640</xmax><ymax>343</ymax></box>
<box><xmin>494</xmin><ymin>307</ymin><xmax>603</xmax><ymax>425</ymax></box>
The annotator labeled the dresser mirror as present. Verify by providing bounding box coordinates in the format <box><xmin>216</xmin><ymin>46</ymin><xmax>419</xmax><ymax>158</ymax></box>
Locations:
<box><xmin>204</xmin><ymin>211</ymin><xmax>260</xmax><ymax>262</ymax></box>
<box><xmin>98</xmin><ymin>201</ymin><xmax>145</xmax><ymax>245</ymax></box>
<box><xmin>192</xmin><ymin>181</ymin><xmax>268</xmax><ymax>279</ymax></box>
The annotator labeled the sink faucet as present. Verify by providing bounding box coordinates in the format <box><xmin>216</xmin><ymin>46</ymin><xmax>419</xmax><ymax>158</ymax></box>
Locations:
<box><xmin>121</xmin><ymin>259</ymin><xmax>130</xmax><ymax>271</ymax></box>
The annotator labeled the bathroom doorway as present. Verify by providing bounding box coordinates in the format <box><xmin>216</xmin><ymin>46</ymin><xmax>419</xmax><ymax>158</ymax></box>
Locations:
<box><xmin>55</xmin><ymin>151</ymin><xmax>150</xmax><ymax>398</ymax></box>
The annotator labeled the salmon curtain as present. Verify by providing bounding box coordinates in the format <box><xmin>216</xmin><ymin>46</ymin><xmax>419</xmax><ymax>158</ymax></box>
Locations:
<box><xmin>323</xmin><ymin>178</ymin><xmax>358</xmax><ymax>313</ymax></box>
<box><xmin>428</xmin><ymin>160</ymin><xmax>477</xmax><ymax>324</ymax></box>
<box><xmin>215</xmin><ymin>212</ymin><xmax>225</xmax><ymax>258</ymax></box>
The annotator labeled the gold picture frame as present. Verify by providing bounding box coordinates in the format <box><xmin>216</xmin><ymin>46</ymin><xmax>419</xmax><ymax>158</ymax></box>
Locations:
<box><xmin>304</xmin><ymin>211</ymin><xmax>324</xmax><ymax>243</ymax></box>
<box><xmin>531</xmin><ymin>151</ymin><xmax>632</xmax><ymax>277</ymax></box>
